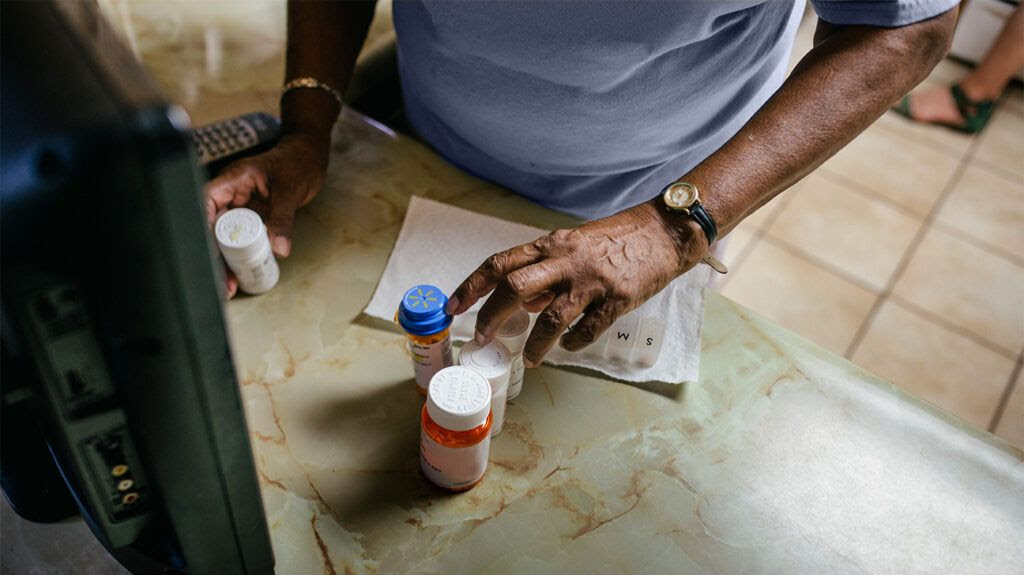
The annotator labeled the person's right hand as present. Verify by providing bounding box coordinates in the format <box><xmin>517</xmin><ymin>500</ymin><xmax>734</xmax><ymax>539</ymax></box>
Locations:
<box><xmin>204</xmin><ymin>131</ymin><xmax>329</xmax><ymax>297</ymax></box>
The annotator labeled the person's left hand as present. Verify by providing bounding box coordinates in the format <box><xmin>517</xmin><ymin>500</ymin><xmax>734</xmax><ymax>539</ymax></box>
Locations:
<box><xmin>446</xmin><ymin>201</ymin><xmax>709</xmax><ymax>367</ymax></box>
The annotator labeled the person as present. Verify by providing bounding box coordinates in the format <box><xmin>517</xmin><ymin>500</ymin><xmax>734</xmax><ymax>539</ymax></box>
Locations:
<box><xmin>206</xmin><ymin>0</ymin><xmax>957</xmax><ymax>368</ymax></box>
<box><xmin>894</xmin><ymin>4</ymin><xmax>1023</xmax><ymax>133</ymax></box>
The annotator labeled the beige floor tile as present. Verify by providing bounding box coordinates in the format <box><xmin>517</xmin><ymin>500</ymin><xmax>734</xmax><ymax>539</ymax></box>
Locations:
<box><xmin>741</xmin><ymin>189</ymin><xmax>793</xmax><ymax>231</ymax></box>
<box><xmin>722</xmin><ymin>240</ymin><xmax>876</xmax><ymax>356</ymax></box>
<box><xmin>874</xmin><ymin>110</ymin><xmax>975</xmax><ymax>159</ymax></box>
<box><xmin>785</xmin><ymin>9</ymin><xmax>815</xmax><ymax>74</ymax></box>
<box><xmin>819</xmin><ymin>124</ymin><xmax>960</xmax><ymax>216</ymax></box>
<box><xmin>974</xmin><ymin>95</ymin><xmax>1024</xmax><ymax>181</ymax></box>
<box><xmin>892</xmin><ymin>226</ymin><xmax>1024</xmax><ymax>356</ymax></box>
<box><xmin>994</xmin><ymin>369</ymin><xmax>1023</xmax><ymax>449</ymax></box>
<box><xmin>714</xmin><ymin>225</ymin><xmax>756</xmax><ymax>292</ymax></box>
<box><xmin>936</xmin><ymin>164</ymin><xmax>1024</xmax><ymax>261</ymax></box>
<box><xmin>852</xmin><ymin>301</ymin><xmax>1015</xmax><ymax>430</ymax></box>
<box><xmin>995</xmin><ymin>84</ymin><xmax>1023</xmax><ymax>116</ymax></box>
<box><xmin>919</xmin><ymin>58</ymin><xmax>972</xmax><ymax>88</ymax></box>
<box><xmin>720</xmin><ymin>224</ymin><xmax>756</xmax><ymax>268</ymax></box>
<box><xmin>765</xmin><ymin>173</ymin><xmax>922</xmax><ymax>292</ymax></box>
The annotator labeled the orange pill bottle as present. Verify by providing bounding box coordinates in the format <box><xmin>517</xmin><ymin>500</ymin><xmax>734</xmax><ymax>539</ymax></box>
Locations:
<box><xmin>397</xmin><ymin>284</ymin><xmax>454</xmax><ymax>395</ymax></box>
<box><xmin>420</xmin><ymin>367</ymin><xmax>492</xmax><ymax>491</ymax></box>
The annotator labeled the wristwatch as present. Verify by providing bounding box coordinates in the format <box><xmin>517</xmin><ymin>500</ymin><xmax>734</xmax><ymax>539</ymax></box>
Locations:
<box><xmin>660</xmin><ymin>182</ymin><xmax>728</xmax><ymax>274</ymax></box>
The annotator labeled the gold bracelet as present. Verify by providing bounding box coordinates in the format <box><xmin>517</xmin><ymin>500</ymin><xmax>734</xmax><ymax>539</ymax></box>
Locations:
<box><xmin>282</xmin><ymin>77</ymin><xmax>344</xmax><ymax>108</ymax></box>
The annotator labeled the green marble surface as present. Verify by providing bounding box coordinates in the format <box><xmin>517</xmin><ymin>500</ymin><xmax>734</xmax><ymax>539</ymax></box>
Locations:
<box><xmin>222</xmin><ymin>111</ymin><xmax>1023</xmax><ymax>574</ymax></box>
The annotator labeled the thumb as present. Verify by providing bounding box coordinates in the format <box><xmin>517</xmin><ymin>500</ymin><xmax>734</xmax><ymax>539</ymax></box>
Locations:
<box><xmin>203</xmin><ymin>163</ymin><xmax>262</xmax><ymax>224</ymax></box>
<box><xmin>265</xmin><ymin>198</ymin><xmax>297</xmax><ymax>258</ymax></box>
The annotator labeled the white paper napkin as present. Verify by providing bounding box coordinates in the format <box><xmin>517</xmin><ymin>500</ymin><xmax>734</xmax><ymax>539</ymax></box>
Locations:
<box><xmin>364</xmin><ymin>197</ymin><xmax>710</xmax><ymax>384</ymax></box>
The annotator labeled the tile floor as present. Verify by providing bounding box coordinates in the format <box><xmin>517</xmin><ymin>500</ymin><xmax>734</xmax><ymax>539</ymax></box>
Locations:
<box><xmin>721</xmin><ymin>19</ymin><xmax>1024</xmax><ymax>447</ymax></box>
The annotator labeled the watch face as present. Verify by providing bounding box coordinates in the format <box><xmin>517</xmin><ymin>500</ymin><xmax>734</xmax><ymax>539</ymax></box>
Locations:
<box><xmin>664</xmin><ymin>182</ymin><xmax>699</xmax><ymax>210</ymax></box>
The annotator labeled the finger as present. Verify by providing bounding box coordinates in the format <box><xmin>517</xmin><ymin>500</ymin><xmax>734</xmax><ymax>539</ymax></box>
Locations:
<box><xmin>559</xmin><ymin>299</ymin><xmax>627</xmax><ymax>352</ymax></box>
<box><xmin>523</xmin><ymin>292</ymin><xmax>554</xmax><ymax>313</ymax></box>
<box><xmin>226</xmin><ymin>271</ymin><xmax>239</xmax><ymax>299</ymax></box>
<box><xmin>474</xmin><ymin>260</ymin><xmax>567</xmax><ymax>344</ymax></box>
<box><xmin>265</xmin><ymin>196</ymin><xmax>299</xmax><ymax>259</ymax></box>
<box><xmin>447</xmin><ymin>241</ymin><xmax>545</xmax><ymax>315</ymax></box>
<box><xmin>204</xmin><ymin>162</ymin><xmax>265</xmax><ymax>224</ymax></box>
<box><xmin>219</xmin><ymin>260</ymin><xmax>239</xmax><ymax>299</ymax></box>
<box><xmin>523</xmin><ymin>291</ymin><xmax>591</xmax><ymax>367</ymax></box>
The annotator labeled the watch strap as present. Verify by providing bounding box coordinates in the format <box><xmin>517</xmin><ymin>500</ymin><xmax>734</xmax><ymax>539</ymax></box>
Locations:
<box><xmin>689</xmin><ymin>202</ymin><xmax>718</xmax><ymax>246</ymax></box>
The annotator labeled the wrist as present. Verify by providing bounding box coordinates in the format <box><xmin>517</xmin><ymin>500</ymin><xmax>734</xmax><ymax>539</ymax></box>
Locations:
<box><xmin>273</xmin><ymin>132</ymin><xmax>331</xmax><ymax>181</ymax></box>
<box><xmin>635</xmin><ymin>200</ymin><xmax>709</xmax><ymax>275</ymax></box>
<box><xmin>280</xmin><ymin>89</ymin><xmax>339</xmax><ymax>145</ymax></box>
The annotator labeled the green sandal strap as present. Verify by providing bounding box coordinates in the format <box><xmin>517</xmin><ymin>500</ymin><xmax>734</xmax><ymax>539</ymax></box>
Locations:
<box><xmin>892</xmin><ymin>94</ymin><xmax>913</xmax><ymax>119</ymax></box>
<box><xmin>950</xmin><ymin>84</ymin><xmax>995</xmax><ymax>134</ymax></box>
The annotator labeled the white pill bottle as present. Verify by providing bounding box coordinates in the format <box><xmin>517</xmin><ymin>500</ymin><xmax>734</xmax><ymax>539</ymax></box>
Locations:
<box><xmin>459</xmin><ymin>340</ymin><xmax>512</xmax><ymax>437</ymax></box>
<box><xmin>215</xmin><ymin>208</ymin><xmax>279</xmax><ymax>295</ymax></box>
<box><xmin>496</xmin><ymin>308</ymin><xmax>530</xmax><ymax>400</ymax></box>
<box><xmin>420</xmin><ymin>367</ymin><xmax>492</xmax><ymax>491</ymax></box>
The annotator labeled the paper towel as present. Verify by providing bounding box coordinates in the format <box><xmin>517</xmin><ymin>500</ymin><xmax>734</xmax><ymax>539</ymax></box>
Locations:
<box><xmin>364</xmin><ymin>196</ymin><xmax>711</xmax><ymax>384</ymax></box>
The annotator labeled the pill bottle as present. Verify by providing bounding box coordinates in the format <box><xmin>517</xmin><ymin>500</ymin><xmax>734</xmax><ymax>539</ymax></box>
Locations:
<box><xmin>495</xmin><ymin>308</ymin><xmax>530</xmax><ymax>400</ymax></box>
<box><xmin>420</xmin><ymin>367</ymin><xmax>492</xmax><ymax>491</ymax></box>
<box><xmin>215</xmin><ymin>208</ymin><xmax>279</xmax><ymax>294</ymax></box>
<box><xmin>397</xmin><ymin>284</ymin><xmax>454</xmax><ymax>394</ymax></box>
<box><xmin>458</xmin><ymin>340</ymin><xmax>512</xmax><ymax>437</ymax></box>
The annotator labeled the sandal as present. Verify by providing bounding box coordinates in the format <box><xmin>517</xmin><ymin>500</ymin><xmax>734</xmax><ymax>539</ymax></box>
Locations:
<box><xmin>892</xmin><ymin>84</ymin><xmax>995</xmax><ymax>134</ymax></box>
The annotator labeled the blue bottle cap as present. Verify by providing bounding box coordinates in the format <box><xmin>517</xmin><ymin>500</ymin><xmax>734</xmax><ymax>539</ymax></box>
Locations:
<box><xmin>397</xmin><ymin>284</ymin><xmax>453</xmax><ymax>336</ymax></box>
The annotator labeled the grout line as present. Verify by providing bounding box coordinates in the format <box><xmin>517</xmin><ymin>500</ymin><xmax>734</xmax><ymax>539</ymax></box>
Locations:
<box><xmin>816</xmin><ymin>168</ymin><xmax>933</xmax><ymax>221</ymax></box>
<box><xmin>718</xmin><ymin>190</ymin><xmax>797</xmax><ymax>291</ymax></box>
<box><xmin>876</xmin><ymin>102</ymin><xmax>975</xmax><ymax>157</ymax></box>
<box><xmin>820</xmin><ymin>157</ymin><xmax>1024</xmax><ymax>269</ymax></box>
<box><xmin>760</xmin><ymin>234</ymin><xmax>882</xmax><ymax>295</ymax></box>
<box><xmin>716</xmin><ymin>233</ymin><xmax>759</xmax><ymax>292</ymax></box>
<box><xmin>874</xmin><ymin>113</ymin><xmax>975</xmax><ymax>160</ymax></box>
<box><xmin>963</xmin><ymin>142</ymin><xmax>1024</xmax><ymax>186</ymax></box>
<box><xmin>888</xmin><ymin>294</ymin><xmax>1019</xmax><ymax>361</ymax></box>
<box><xmin>931</xmin><ymin>221</ymin><xmax>1024</xmax><ymax>269</ymax></box>
<box><xmin>970</xmin><ymin>156</ymin><xmax>1024</xmax><ymax>186</ymax></box>
<box><xmin>843</xmin><ymin>130</ymin><xmax>984</xmax><ymax>359</ymax></box>
<box><xmin>988</xmin><ymin>350</ymin><xmax>1023</xmax><ymax>433</ymax></box>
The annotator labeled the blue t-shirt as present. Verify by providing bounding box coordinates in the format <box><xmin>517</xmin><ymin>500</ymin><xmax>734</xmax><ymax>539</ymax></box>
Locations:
<box><xmin>393</xmin><ymin>0</ymin><xmax>957</xmax><ymax>220</ymax></box>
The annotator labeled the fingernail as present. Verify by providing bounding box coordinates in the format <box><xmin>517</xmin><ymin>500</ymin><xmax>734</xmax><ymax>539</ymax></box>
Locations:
<box><xmin>272</xmin><ymin>236</ymin><xmax>291</xmax><ymax>258</ymax></box>
<box><xmin>474</xmin><ymin>331</ymin><xmax>488</xmax><ymax>345</ymax></box>
<box><xmin>446</xmin><ymin>296</ymin><xmax>460</xmax><ymax>314</ymax></box>
<box><xmin>524</xmin><ymin>358</ymin><xmax>537</xmax><ymax>368</ymax></box>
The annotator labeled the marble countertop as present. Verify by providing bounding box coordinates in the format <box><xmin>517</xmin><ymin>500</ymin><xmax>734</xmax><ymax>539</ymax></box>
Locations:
<box><xmin>221</xmin><ymin>110</ymin><xmax>1023</xmax><ymax>574</ymax></box>
<box><xmin>107</xmin><ymin>2</ymin><xmax>1023</xmax><ymax>572</ymax></box>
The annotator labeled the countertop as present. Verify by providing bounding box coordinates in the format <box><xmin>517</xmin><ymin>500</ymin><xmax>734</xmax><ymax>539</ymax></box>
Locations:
<box><xmin>121</xmin><ymin>2</ymin><xmax>1021</xmax><ymax>572</ymax></box>
<box><xmin>221</xmin><ymin>108</ymin><xmax>1023</xmax><ymax>574</ymax></box>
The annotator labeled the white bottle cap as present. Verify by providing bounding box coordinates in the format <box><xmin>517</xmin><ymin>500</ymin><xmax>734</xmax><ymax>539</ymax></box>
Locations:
<box><xmin>496</xmin><ymin>308</ymin><xmax>530</xmax><ymax>355</ymax></box>
<box><xmin>215</xmin><ymin>208</ymin><xmax>267</xmax><ymax>262</ymax></box>
<box><xmin>458</xmin><ymin>340</ymin><xmax>512</xmax><ymax>391</ymax></box>
<box><xmin>426</xmin><ymin>367</ymin><xmax>492</xmax><ymax>432</ymax></box>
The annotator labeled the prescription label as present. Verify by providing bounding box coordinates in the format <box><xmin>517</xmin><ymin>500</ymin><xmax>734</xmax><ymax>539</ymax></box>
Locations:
<box><xmin>420</xmin><ymin>430</ymin><xmax>490</xmax><ymax>490</ymax></box>
<box><xmin>507</xmin><ymin>355</ymin><xmax>525</xmax><ymax>399</ymax></box>
<box><xmin>409</xmin><ymin>334</ymin><xmax>453</xmax><ymax>391</ymax></box>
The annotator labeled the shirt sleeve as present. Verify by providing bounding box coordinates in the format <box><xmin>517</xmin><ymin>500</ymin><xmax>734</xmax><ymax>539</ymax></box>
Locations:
<box><xmin>811</xmin><ymin>0</ymin><xmax>960</xmax><ymax>27</ymax></box>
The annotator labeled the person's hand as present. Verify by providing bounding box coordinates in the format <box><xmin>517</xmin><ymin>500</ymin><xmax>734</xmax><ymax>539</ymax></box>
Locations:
<box><xmin>204</xmin><ymin>131</ymin><xmax>329</xmax><ymax>297</ymax></box>
<box><xmin>446</xmin><ymin>201</ymin><xmax>709</xmax><ymax>367</ymax></box>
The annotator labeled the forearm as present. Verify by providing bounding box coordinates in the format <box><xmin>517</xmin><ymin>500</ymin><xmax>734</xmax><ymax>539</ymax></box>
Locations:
<box><xmin>281</xmin><ymin>0</ymin><xmax>377</xmax><ymax>142</ymax></box>
<box><xmin>660</xmin><ymin>8</ymin><xmax>957</xmax><ymax>240</ymax></box>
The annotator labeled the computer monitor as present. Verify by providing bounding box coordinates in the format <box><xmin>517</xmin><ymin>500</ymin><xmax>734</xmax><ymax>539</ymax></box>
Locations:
<box><xmin>1</xmin><ymin>2</ymin><xmax>274</xmax><ymax>573</ymax></box>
